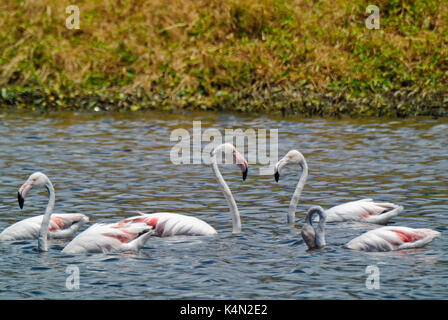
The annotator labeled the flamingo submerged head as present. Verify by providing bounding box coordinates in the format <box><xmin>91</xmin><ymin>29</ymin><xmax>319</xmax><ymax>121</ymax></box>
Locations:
<box><xmin>301</xmin><ymin>206</ymin><xmax>327</xmax><ymax>250</ymax></box>
<box><xmin>18</xmin><ymin>172</ymin><xmax>51</xmax><ymax>209</ymax></box>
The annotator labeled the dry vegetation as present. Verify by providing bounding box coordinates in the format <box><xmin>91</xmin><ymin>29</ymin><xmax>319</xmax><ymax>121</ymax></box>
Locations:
<box><xmin>0</xmin><ymin>0</ymin><xmax>447</xmax><ymax>116</ymax></box>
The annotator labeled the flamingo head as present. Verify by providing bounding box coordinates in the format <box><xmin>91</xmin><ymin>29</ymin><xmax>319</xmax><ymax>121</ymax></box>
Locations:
<box><xmin>18</xmin><ymin>172</ymin><xmax>50</xmax><ymax>209</ymax></box>
<box><xmin>212</xmin><ymin>143</ymin><xmax>248</xmax><ymax>181</ymax></box>
<box><xmin>274</xmin><ymin>150</ymin><xmax>306</xmax><ymax>182</ymax></box>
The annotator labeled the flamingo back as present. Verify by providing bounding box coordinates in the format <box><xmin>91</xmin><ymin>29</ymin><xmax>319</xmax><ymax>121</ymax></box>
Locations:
<box><xmin>62</xmin><ymin>221</ymin><xmax>153</xmax><ymax>254</ymax></box>
<box><xmin>325</xmin><ymin>199</ymin><xmax>403</xmax><ymax>224</ymax></box>
<box><xmin>346</xmin><ymin>226</ymin><xmax>440</xmax><ymax>251</ymax></box>
<box><xmin>0</xmin><ymin>213</ymin><xmax>89</xmax><ymax>241</ymax></box>
<box><xmin>122</xmin><ymin>212</ymin><xmax>218</xmax><ymax>237</ymax></box>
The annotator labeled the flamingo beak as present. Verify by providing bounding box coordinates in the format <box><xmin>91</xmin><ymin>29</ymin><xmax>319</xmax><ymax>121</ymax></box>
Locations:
<box><xmin>18</xmin><ymin>192</ymin><xmax>24</xmax><ymax>209</ymax></box>
<box><xmin>274</xmin><ymin>158</ymin><xmax>286</xmax><ymax>182</ymax></box>
<box><xmin>18</xmin><ymin>181</ymin><xmax>32</xmax><ymax>210</ymax></box>
<box><xmin>242</xmin><ymin>167</ymin><xmax>248</xmax><ymax>181</ymax></box>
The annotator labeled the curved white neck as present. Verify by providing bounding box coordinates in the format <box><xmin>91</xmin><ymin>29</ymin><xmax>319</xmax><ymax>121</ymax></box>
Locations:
<box><xmin>287</xmin><ymin>159</ymin><xmax>308</xmax><ymax>225</ymax></box>
<box><xmin>211</xmin><ymin>156</ymin><xmax>241</xmax><ymax>233</ymax></box>
<box><xmin>38</xmin><ymin>181</ymin><xmax>55</xmax><ymax>252</ymax></box>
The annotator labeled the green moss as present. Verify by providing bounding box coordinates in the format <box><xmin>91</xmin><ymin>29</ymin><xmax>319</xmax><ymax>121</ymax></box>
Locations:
<box><xmin>0</xmin><ymin>0</ymin><xmax>447</xmax><ymax>117</ymax></box>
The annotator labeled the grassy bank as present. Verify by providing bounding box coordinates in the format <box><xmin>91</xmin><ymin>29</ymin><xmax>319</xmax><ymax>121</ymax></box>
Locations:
<box><xmin>0</xmin><ymin>0</ymin><xmax>447</xmax><ymax>117</ymax></box>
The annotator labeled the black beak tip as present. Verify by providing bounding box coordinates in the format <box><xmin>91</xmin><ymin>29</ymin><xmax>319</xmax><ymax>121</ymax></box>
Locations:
<box><xmin>274</xmin><ymin>171</ymin><xmax>280</xmax><ymax>182</ymax></box>
<box><xmin>18</xmin><ymin>192</ymin><xmax>24</xmax><ymax>210</ymax></box>
<box><xmin>242</xmin><ymin>168</ymin><xmax>248</xmax><ymax>181</ymax></box>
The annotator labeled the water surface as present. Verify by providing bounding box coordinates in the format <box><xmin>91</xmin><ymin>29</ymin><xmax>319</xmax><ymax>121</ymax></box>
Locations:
<box><xmin>0</xmin><ymin>110</ymin><xmax>446</xmax><ymax>299</ymax></box>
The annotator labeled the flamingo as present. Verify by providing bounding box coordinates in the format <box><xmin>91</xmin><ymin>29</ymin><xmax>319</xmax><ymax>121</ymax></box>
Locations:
<box><xmin>10</xmin><ymin>172</ymin><xmax>153</xmax><ymax>254</ymax></box>
<box><xmin>302</xmin><ymin>206</ymin><xmax>440</xmax><ymax>251</ymax></box>
<box><xmin>120</xmin><ymin>143</ymin><xmax>249</xmax><ymax>236</ymax></box>
<box><xmin>61</xmin><ymin>220</ymin><xmax>154</xmax><ymax>254</ymax></box>
<box><xmin>0</xmin><ymin>174</ymin><xmax>89</xmax><ymax>241</ymax></box>
<box><xmin>274</xmin><ymin>150</ymin><xmax>403</xmax><ymax>225</ymax></box>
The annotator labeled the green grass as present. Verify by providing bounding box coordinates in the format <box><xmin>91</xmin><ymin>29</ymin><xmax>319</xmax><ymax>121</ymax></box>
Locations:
<box><xmin>0</xmin><ymin>0</ymin><xmax>447</xmax><ymax>117</ymax></box>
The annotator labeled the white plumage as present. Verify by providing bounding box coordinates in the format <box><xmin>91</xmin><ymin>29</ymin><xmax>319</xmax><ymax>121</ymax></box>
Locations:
<box><xmin>302</xmin><ymin>206</ymin><xmax>440</xmax><ymax>252</ymax></box>
<box><xmin>0</xmin><ymin>213</ymin><xmax>89</xmax><ymax>241</ymax></box>
<box><xmin>6</xmin><ymin>172</ymin><xmax>152</xmax><ymax>254</ymax></box>
<box><xmin>274</xmin><ymin>150</ymin><xmax>402</xmax><ymax>225</ymax></box>
<box><xmin>62</xmin><ymin>221</ymin><xmax>154</xmax><ymax>254</ymax></box>
<box><xmin>346</xmin><ymin>226</ymin><xmax>441</xmax><ymax>252</ymax></box>
<box><xmin>121</xmin><ymin>212</ymin><xmax>218</xmax><ymax>237</ymax></box>
<box><xmin>324</xmin><ymin>199</ymin><xmax>403</xmax><ymax>224</ymax></box>
<box><xmin>120</xmin><ymin>143</ymin><xmax>248</xmax><ymax>237</ymax></box>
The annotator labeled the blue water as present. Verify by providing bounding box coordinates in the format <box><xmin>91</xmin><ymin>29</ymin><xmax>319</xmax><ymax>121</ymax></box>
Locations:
<box><xmin>0</xmin><ymin>111</ymin><xmax>446</xmax><ymax>299</ymax></box>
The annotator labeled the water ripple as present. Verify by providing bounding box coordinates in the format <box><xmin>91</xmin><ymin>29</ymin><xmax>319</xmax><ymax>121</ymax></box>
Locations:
<box><xmin>0</xmin><ymin>111</ymin><xmax>446</xmax><ymax>299</ymax></box>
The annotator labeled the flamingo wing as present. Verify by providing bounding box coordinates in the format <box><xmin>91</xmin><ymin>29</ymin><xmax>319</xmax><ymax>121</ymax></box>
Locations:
<box><xmin>121</xmin><ymin>212</ymin><xmax>217</xmax><ymax>237</ymax></box>
<box><xmin>0</xmin><ymin>213</ymin><xmax>89</xmax><ymax>241</ymax></box>
<box><xmin>47</xmin><ymin>214</ymin><xmax>89</xmax><ymax>238</ymax></box>
<box><xmin>324</xmin><ymin>199</ymin><xmax>403</xmax><ymax>224</ymax></box>
<box><xmin>62</xmin><ymin>221</ymin><xmax>153</xmax><ymax>254</ymax></box>
<box><xmin>346</xmin><ymin>226</ymin><xmax>440</xmax><ymax>252</ymax></box>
